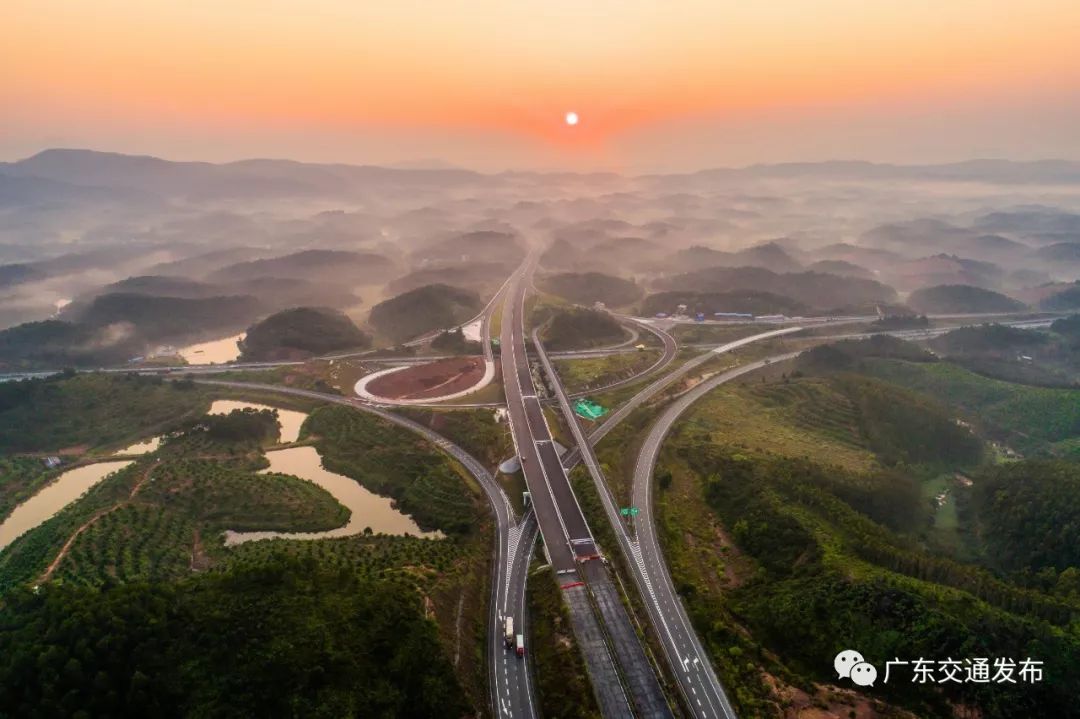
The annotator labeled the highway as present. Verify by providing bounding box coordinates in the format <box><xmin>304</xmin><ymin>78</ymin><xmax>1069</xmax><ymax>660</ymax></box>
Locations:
<box><xmin>629</xmin><ymin>353</ymin><xmax>802</xmax><ymax>718</ymax></box>
<box><xmin>547</xmin><ymin>327</ymin><xmax>805</xmax><ymax>718</ymax></box>
<box><xmin>188</xmin><ymin>379</ymin><xmax>540</xmax><ymax>719</ymax></box>
<box><xmin>498</xmin><ymin>257</ymin><xmax>597</xmax><ymax>571</ymax></box>
<box><xmin>502</xmin><ymin>258</ymin><xmax>679</xmax><ymax>718</ymax></box>
<box><xmin>535</xmin><ymin>326</ymin><xmax>742</xmax><ymax>719</ymax></box>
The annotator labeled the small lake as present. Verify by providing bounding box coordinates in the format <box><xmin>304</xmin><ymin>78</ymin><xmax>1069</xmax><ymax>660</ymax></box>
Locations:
<box><xmin>208</xmin><ymin>400</ymin><xmax>306</xmax><ymax>443</ymax></box>
<box><xmin>223</xmin><ymin>446</ymin><xmax>442</xmax><ymax>545</ymax></box>
<box><xmin>179</xmin><ymin>333</ymin><xmax>245</xmax><ymax>365</ymax></box>
<box><xmin>113</xmin><ymin>436</ymin><xmax>162</xmax><ymax>456</ymax></box>
<box><xmin>0</xmin><ymin>460</ymin><xmax>134</xmax><ymax>551</ymax></box>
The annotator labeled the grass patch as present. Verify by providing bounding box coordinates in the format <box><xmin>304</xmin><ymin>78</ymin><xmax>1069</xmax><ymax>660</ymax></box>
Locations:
<box><xmin>920</xmin><ymin>473</ymin><xmax>965</xmax><ymax>556</ymax></box>
<box><xmin>681</xmin><ymin>379</ymin><xmax>880</xmax><ymax>474</ymax></box>
<box><xmin>396</xmin><ymin>406</ymin><xmax>513</xmax><ymax>470</ymax></box>
<box><xmin>672</xmin><ymin>323</ymin><xmax>777</xmax><ymax>345</ymax></box>
<box><xmin>553</xmin><ymin>351</ymin><xmax>661</xmax><ymax>394</ymax></box>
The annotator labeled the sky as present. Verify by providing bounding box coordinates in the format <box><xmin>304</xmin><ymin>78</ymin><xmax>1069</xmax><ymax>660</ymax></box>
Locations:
<box><xmin>3</xmin><ymin>0</ymin><xmax>1080</xmax><ymax>171</ymax></box>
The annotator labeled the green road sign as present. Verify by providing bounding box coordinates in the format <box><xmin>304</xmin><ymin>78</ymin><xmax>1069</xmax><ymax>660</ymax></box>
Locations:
<box><xmin>574</xmin><ymin>398</ymin><xmax>608</xmax><ymax>421</ymax></box>
<box><xmin>620</xmin><ymin>507</ymin><xmax>640</xmax><ymax>517</ymax></box>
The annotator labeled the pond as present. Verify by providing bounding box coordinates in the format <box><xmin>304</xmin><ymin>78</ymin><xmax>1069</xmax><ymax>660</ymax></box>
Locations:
<box><xmin>113</xmin><ymin>436</ymin><xmax>162</xmax><ymax>456</ymax></box>
<box><xmin>208</xmin><ymin>399</ymin><xmax>306</xmax><ymax>443</ymax></box>
<box><xmin>0</xmin><ymin>461</ymin><xmax>134</xmax><ymax>551</ymax></box>
<box><xmin>178</xmin><ymin>333</ymin><xmax>245</xmax><ymax>365</ymax></box>
<box><xmin>223</xmin><ymin>446</ymin><xmax>442</xmax><ymax>545</ymax></box>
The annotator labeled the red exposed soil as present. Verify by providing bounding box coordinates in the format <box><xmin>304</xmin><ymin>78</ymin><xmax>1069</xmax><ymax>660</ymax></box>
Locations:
<box><xmin>367</xmin><ymin>356</ymin><xmax>485</xmax><ymax>400</ymax></box>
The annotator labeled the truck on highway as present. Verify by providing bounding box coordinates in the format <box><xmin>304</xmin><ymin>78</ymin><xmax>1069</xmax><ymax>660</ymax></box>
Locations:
<box><xmin>515</xmin><ymin>634</ymin><xmax>525</xmax><ymax>657</ymax></box>
<box><xmin>504</xmin><ymin>617</ymin><xmax>514</xmax><ymax>648</ymax></box>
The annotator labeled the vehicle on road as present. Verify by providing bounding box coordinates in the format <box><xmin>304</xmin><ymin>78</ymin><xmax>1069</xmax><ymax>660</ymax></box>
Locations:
<box><xmin>504</xmin><ymin>617</ymin><xmax>515</xmax><ymax>648</ymax></box>
<box><xmin>515</xmin><ymin>634</ymin><xmax>525</xmax><ymax>657</ymax></box>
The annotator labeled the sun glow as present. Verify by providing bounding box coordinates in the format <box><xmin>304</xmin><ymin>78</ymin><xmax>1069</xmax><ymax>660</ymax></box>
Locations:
<box><xmin>565</xmin><ymin>111</ymin><xmax>579</xmax><ymax>126</ymax></box>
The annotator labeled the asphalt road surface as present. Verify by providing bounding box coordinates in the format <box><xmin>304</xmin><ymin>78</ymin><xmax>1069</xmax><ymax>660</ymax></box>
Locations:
<box><xmin>533</xmin><ymin>328</ymin><xmax>674</xmax><ymax>718</ymax></box>
<box><xmin>630</xmin><ymin>354</ymin><xmax>800</xmax><ymax>718</ymax></box>
<box><xmin>498</xmin><ymin>258</ymin><xmax>597</xmax><ymax>571</ymax></box>
<box><xmin>498</xmin><ymin>260</ymin><xmax>647</xmax><ymax>718</ymax></box>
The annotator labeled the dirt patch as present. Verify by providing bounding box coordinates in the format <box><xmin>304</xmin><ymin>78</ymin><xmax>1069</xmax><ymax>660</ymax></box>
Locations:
<box><xmin>761</xmin><ymin>672</ymin><xmax>918</xmax><ymax>719</ymax></box>
<box><xmin>367</xmin><ymin>356</ymin><xmax>485</xmax><ymax>400</ymax></box>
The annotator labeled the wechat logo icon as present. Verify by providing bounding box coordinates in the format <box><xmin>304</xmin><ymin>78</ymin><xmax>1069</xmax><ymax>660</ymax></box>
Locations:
<box><xmin>835</xmin><ymin>649</ymin><xmax>877</xmax><ymax>687</ymax></box>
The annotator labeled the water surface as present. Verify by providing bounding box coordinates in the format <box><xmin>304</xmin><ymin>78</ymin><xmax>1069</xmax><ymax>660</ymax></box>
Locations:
<box><xmin>0</xmin><ymin>461</ymin><xmax>134</xmax><ymax>551</ymax></box>
<box><xmin>223</xmin><ymin>446</ymin><xmax>442</xmax><ymax>545</ymax></box>
<box><xmin>113</xmin><ymin>436</ymin><xmax>162</xmax><ymax>455</ymax></box>
<box><xmin>179</xmin><ymin>333</ymin><xmax>245</xmax><ymax>365</ymax></box>
<box><xmin>208</xmin><ymin>399</ymin><xmax>306</xmax><ymax>443</ymax></box>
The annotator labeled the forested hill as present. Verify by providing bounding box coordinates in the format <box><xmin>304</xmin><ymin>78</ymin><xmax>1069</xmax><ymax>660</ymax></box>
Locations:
<box><xmin>239</xmin><ymin>307</ymin><xmax>371</xmax><ymax>361</ymax></box>
<box><xmin>539</xmin><ymin>271</ymin><xmax>643</xmax><ymax>307</ymax></box>
<box><xmin>541</xmin><ymin>307</ymin><xmax>625</xmax><ymax>351</ymax></box>
<box><xmin>0</xmin><ymin>556</ymin><xmax>467</xmax><ymax>717</ymax></box>
<box><xmin>75</xmin><ymin>292</ymin><xmax>261</xmax><ymax>342</ymax></box>
<box><xmin>907</xmin><ymin>284</ymin><xmax>1026</xmax><ymax>313</ymax></box>
<box><xmin>368</xmin><ymin>283</ymin><xmax>482</xmax><ymax>343</ymax></box>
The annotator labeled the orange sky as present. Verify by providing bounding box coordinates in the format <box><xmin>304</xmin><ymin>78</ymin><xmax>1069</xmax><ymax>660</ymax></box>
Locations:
<box><xmin>3</xmin><ymin>0</ymin><xmax>1079</xmax><ymax>169</ymax></box>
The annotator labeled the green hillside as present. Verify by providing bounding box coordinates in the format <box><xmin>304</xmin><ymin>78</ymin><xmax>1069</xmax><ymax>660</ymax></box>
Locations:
<box><xmin>240</xmin><ymin>307</ymin><xmax>371</xmax><ymax>361</ymax></box>
<box><xmin>540</xmin><ymin>307</ymin><xmax>625</xmax><ymax>351</ymax></box>
<box><xmin>648</xmin><ymin>369</ymin><xmax>1078</xmax><ymax>718</ymax></box>
<box><xmin>0</xmin><ymin>556</ymin><xmax>466</xmax><ymax>717</ymax></box>
<box><xmin>641</xmin><ymin>290</ymin><xmax>808</xmax><ymax>317</ymax></box>
<box><xmin>653</xmin><ymin>266</ymin><xmax>897</xmax><ymax>311</ymax></box>
<box><xmin>368</xmin><ymin>283</ymin><xmax>482</xmax><ymax>343</ymax></box>
<box><xmin>77</xmin><ymin>292</ymin><xmax>262</xmax><ymax>342</ymax></box>
<box><xmin>539</xmin><ymin>271</ymin><xmax>643</xmax><ymax>307</ymax></box>
<box><xmin>0</xmin><ymin>290</ymin><xmax>263</xmax><ymax>369</ymax></box>
<box><xmin>907</xmin><ymin>284</ymin><xmax>1025</xmax><ymax>313</ymax></box>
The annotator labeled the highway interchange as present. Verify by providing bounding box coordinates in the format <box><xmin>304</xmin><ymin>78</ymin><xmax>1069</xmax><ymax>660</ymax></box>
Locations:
<box><xmin>6</xmin><ymin>255</ymin><xmax>1072</xmax><ymax>719</ymax></box>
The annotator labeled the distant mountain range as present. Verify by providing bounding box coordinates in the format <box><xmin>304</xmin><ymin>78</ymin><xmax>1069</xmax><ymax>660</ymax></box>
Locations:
<box><xmin>3</xmin><ymin>150</ymin><xmax>1080</xmax><ymax>205</ymax></box>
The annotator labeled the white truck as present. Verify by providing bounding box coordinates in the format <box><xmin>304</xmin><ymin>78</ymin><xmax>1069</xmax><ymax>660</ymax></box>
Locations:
<box><xmin>504</xmin><ymin>617</ymin><xmax>514</xmax><ymax>648</ymax></box>
<box><xmin>515</xmin><ymin>634</ymin><xmax>525</xmax><ymax>657</ymax></box>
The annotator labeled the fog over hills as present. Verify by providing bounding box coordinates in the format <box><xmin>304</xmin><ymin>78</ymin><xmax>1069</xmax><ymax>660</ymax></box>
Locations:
<box><xmin>4</xmin><ymin>148</ymin><xmax>1080</xmax><ymax>358</ymax></box>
